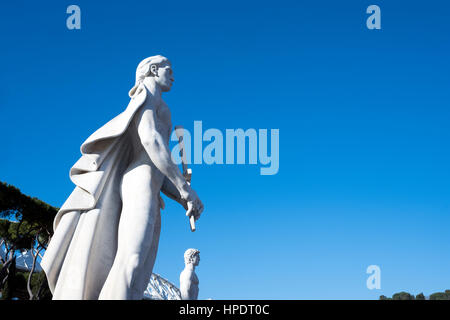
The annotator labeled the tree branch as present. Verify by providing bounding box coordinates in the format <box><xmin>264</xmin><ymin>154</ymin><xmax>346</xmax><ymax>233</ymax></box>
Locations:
<box><xmin>27</xmin><ymin>234</ymin><xmax>43</xmax><ymax>300</ymax></box>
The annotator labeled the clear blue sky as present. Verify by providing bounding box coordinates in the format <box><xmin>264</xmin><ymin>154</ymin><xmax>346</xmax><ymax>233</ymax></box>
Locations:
<box><xmin>1</xmin><ymin>0</ymin><xmax>449</xmax><ymax>299</ymax></box>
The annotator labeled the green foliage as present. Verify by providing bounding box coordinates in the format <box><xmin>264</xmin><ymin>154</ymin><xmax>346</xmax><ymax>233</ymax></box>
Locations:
<box><xmin>0</xmin><ymin>181</ymin><xmax>58</xmax><ymax>299</ymax></box>
<box><xmin>0</xmin><ymin>267</ymin><xmax>51</xmax><ymax>300</ymax></box>
<box><xmin>380</xmin><ymin>290</ymin><xmax>450</xmax><ymax>300</ymax></box>
<box><xmin>0</xmin><ymin>181</ymin><xmax>58</xmax><ymax>247</ymax></box>
<box><xmin>415</xmin><ymin>293</ymin><xmax>425</xmax><ymax>300</ymax></box>
<box><xmin>429</xmin><ymin>291</ymin><xmax>450</xmax><ymax>300</ymax></box>
<box><xmin>392</xmin><ymin>292</ymin><xmax>415</xmax><ymax>300</ymax></box>
<box><xmin>0</xmin><ymin>219</ymin><xmax>34</xmax><ymax>250</ymax></box>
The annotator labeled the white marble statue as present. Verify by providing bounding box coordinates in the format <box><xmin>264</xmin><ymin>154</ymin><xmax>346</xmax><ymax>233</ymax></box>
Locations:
<box><xmin>180</xmin><ymin>248</ymin><xmax>200</xmax><ymax>300</ymax></box>
<box><xmin>41</xmin><ymin>55</ymin><xmax>204</xmax><ymax>300</ymax></box>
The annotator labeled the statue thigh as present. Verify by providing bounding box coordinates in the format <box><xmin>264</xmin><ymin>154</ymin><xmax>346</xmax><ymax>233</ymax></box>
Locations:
<box><xmin>99</xmin><ymin>162</ymin><xmax>161</xmax><ymax>300</ymax></box>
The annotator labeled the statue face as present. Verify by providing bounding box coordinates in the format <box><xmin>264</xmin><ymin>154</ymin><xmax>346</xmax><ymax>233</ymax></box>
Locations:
<box><xmin>153</xmin><ymin>61</ymin><xmax>174</xmax><ymax>92</ymax></box>
<box><xmin>193</xmin><ymin>253</ymin><xmax>200</xmax><ymax>266</ymax></box>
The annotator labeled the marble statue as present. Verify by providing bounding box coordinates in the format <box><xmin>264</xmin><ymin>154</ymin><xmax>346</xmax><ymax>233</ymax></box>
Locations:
<box><xmin>41</xmin><ymin>55</ymin><xmax>204</xmax><ymax>300</ymax></box>
<box><xmin>180</xmin><ymin>248</ymin><xmax>200</xmax><ymax>300</ymax></box>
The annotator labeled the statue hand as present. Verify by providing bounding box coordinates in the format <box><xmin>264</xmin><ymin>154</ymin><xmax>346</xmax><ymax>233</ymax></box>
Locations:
<box><xmin>184</xmin><ymin>188</ymin><xmax>204</xmax><ymax>221</ymax></box>
<box><xmin>180</xmin><ymin>198</ymin><xmax>188</xmax><ymax>211</ymax></box>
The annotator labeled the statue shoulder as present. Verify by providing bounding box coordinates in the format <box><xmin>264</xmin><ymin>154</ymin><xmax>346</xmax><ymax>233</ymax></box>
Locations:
<box><xmin>180</xmin><ymin>268</ymin><xmax>190</xmax><ymax>279</ymax></box>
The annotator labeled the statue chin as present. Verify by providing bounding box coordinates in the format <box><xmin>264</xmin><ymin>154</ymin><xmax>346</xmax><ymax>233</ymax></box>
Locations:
<box><xmin>161</xmin><ymin>84</ymin><xmax>172</xmax><ymax>92</ymax></box>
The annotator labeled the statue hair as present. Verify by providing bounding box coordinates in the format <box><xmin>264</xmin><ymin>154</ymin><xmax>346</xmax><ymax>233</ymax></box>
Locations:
<box><xmin>128</xmin><ymin>55</ymin><xmax>170</xmax><ymax>98</ymax></box>
<box><xmin>184</xmin><ymin>248</ymin><xmax>200</xmax><ymax>265</ymax></box>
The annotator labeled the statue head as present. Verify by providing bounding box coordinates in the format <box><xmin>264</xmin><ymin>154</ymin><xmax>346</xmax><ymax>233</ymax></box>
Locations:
<box><xmin>129</xmin><ymin>55</ymin><xmax>174</xmax><ymax>97</ymax></box>
<box><xmin>184</xmin><ymin>248</ymin><xmax>200</xmax><ymax>267</ymax></box>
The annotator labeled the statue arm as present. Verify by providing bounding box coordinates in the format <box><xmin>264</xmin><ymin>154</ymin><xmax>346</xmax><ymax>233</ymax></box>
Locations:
<box><xmin>137</xmin><ymin>103</ymin><xmax>191</xmax><ymax>199</ymax></box>
<box><xmin>161</xmin><ymin>177</ymin><xmax>188</xmax><ymax>209</ymax></box>
<box><xmin>180</xmin><ymin>270</ymin><xmax>191</xmax><ymax>300</ymax></box>
<box><xmin>180</xmin><ymin>279</ymin><xmax>197</xmax><ymax>300</ymax></box>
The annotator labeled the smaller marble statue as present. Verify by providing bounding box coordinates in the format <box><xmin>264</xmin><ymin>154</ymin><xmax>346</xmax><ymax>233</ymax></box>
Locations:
<box><xmin>180</xmin><ymin>249</ymin><xmax>200</xmax><ymax>300</ymax></box>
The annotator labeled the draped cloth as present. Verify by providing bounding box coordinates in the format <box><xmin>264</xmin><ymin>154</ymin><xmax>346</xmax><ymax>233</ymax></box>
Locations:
<box><xmin>41</xmin><ymin>85</ymin><xmax>148</xmax><ymax>299</ymax></box>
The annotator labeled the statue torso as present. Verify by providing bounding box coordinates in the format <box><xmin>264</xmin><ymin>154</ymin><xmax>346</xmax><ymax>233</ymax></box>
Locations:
<box><xmin>180</xmin><ymin>267</ymin><xmax>199</xmax><ymax>300</ymax></box>
<box><xmin>124</xmin><ymin>92</ymin><xmax>172</xmax><ymax>190</ymax></box>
